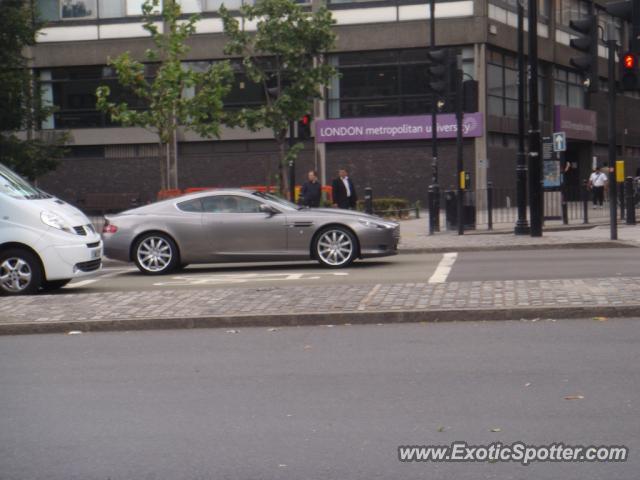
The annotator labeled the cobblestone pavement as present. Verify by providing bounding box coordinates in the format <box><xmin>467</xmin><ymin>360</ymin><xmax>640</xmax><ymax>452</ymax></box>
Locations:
<box><xmin>399</xmin><ymin>216</ymin><xmax>640</xmax><ymax>251</ymax></box>
<box><xmin>2</xmin><ymin>277</ymin><xmax>640</xmax><ymax>331</ymax></box>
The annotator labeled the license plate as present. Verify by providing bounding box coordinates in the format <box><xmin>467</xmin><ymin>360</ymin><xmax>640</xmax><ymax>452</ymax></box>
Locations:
<box><xmin>91</xmin><ymin>249</ymin><xmax>102</xmax><ymax>259</ymax></box>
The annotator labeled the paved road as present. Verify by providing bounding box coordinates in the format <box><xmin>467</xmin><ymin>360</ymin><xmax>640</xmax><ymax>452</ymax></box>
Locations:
<box><xmin>61</xmin><ymin>248</ymin><xmax>640</xmax><ymax>293</ymax></box>
<box><xmin>1</xmin><ymin>320</ymin><xmax>638</xmax><ymax>480</ymax></box>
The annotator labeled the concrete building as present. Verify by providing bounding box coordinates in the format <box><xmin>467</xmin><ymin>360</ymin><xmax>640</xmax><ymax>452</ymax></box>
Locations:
<box><xmin>30</xmin><ymin>0</ymin><xmax>640</xmax><ymax>207</ymax></box>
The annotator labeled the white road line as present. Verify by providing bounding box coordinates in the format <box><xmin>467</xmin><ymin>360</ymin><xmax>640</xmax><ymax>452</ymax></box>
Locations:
<box><xmin>358</xmin><ymin>283</ymin><xmax>382</xmax><ymax>311</ymax></box>
<box><xmin>428</xmin><ymin>252</ymin><xmax>458</xmax><ymax>284</ymax></box>
<box><xmin>64</xmin><ymin>269</ymin><xmax>129</xmax><ymax>289</ymax></box>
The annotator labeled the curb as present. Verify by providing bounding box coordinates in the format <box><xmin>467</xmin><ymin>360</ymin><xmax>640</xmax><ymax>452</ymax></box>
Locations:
<box><xmin>397</xmin><ymin>241</ymin><xmax>638</xmax><ymax>254</ymax></box>
<box><xmin>3</xmin><ymin>304</ymin><xmax>640</xmax><ymax>335</ymax></box>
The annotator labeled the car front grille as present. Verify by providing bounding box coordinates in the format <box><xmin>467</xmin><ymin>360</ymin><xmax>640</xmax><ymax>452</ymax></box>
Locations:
<box><xmin>75</xmin><ymin>259</ymin><xmax>101</xmax><ymax>272</ymax></box>
<box><xmin>73</xmin><ymin>226</ymin><xmax>86</xmax><ymax>236</ymax></box>
<box><xmin>86</xmin><ymin>241</ymin><xmax>100</xmax><ymax>248</ymax></box>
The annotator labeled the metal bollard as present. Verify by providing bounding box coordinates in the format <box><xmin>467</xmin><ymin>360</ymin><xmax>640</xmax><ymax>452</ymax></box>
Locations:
<box><xmin>620</xmin><ymin>180</ymin><xmax>625</xmax><ymax>220</ymax></box>
<box><xmin>364</xmin><ymin>187</ymin><xmax>373</xmax><ymax>215</ymax></box>
<box><xmin>428</xmin><ymin>185</ymin><xmax>437</xmax><ymax>235</ymax></box>
<box><xmin>487</xmin><ymin>182</ymin><xmax>493</xmax><ymax>231</ymax></box>
<box><xmin>415</xmin><ymin>201</ymin><xmax>420</xmax><ymax>219</ymax></box>
<box><xmin>582</xmin><ymin>179</ymin><xmax>589</xmax><ymax>224</ymax></box>
<box><xmin>625</xmin><ymin>176</ymin><xmax>636</xmax><ymax>225</ymax></box>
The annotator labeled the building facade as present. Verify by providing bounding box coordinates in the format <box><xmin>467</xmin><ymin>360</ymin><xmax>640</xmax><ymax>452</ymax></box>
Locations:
<box><xmin>29</xmin><ymin>0</ymin><xmax>640</xmax><ymax>206</ymax></box>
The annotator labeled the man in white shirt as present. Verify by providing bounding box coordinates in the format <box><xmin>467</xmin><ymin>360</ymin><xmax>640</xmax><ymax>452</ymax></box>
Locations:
<box><xmin>331</xmin><ymin>168</ymin><xmax>357</xmax><ymax>209</ymax></box>
<box><xmin>588</xmin><ymin>167</ymin><xmax>608</xmax><ymax>208</ymax></box>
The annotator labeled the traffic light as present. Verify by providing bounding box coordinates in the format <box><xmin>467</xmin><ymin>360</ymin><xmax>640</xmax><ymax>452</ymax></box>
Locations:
<box><xmin>297</xmin><ymin>114</ymin><xmax>311</xmax><ymax>140</ymax></box>
<box><xmin>462</xmin><ymin>79</ymin><xmax>478</xmax><ymax>112</ymax></box>
<box><xmin>606</xmin><ymin>0</ymin><xmax>640</xmax><ymax>52</ymax></box>
<box><xmin>569</xmin><ymin>14</ymin><xmax>599</xmax><ymax>93</ymax></box>
<box><xmin>427</xmin><ymin>48</ymin><xmax>451</xmax><ymax>95</ymax></box>
<box><xmin>621</xmin><ymin>51</ymin><xmax>640</xmax><ymax>90</ymax></box>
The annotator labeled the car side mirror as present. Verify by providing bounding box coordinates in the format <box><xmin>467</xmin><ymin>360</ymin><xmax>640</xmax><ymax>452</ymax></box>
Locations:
<box><xmin>259</xmin><ymin>204</ymin><xmax>279</xmax><ymax>216</ymax></box>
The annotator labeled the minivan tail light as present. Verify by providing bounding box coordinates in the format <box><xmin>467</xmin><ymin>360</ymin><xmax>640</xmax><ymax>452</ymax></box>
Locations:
<box><xmin>103</xmin><ymin>223</ymin><xmax>118</xmax><ymax>234</ymax></box>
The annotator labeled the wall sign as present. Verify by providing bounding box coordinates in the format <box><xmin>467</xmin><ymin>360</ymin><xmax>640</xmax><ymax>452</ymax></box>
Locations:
<box><xmin>315</xmin><ymin>113</ymin><xmax>484</xmax><ymax>143</ymax></box>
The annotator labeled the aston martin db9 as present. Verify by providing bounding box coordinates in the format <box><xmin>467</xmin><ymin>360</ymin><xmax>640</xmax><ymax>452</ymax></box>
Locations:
<box><xmin>102</xmin><ymin>190</ymin><xmax>399</xmax><ymax>274</ymax></box>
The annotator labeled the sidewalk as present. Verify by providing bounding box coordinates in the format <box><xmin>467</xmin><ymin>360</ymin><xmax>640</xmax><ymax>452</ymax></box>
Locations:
<box><xmin>2</xmin><ymin>276</ymin><xmax>640</xmax><ymax>334</ymax></box>
<box><xmin>398</xmin><ymin>214</ymin><xmax>640</xmax><ymax>252</ymax></box>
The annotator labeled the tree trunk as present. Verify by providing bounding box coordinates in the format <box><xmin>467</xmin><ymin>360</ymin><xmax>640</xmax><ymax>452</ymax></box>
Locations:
<box><xmin>167</xmin><ymin>110</ymin><xmax>179</xmax><ymax>190</ymax></box>
<box><xmin>278</xmin><ymin>139</ymin><xmax>287</xmax><ymax>197</ymax></box>
<box><xmin>159</xmin><ymin>141</ymin><xmax>168</xmax><ymax>191</ymax></box>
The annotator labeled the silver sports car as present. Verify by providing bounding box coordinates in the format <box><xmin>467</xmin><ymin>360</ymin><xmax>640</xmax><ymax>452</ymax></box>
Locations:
<box><xmin>102</xmin><ymin>189</ymin><xmax>399</xmax><ymax>274</ymax></box>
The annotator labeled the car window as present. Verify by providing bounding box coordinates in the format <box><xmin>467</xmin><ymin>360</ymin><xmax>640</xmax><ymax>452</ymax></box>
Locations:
<box><xmin>0</xmin><ymin>163</ymin><xmax>48</xmax><ymax>199</ymax></box>
<box><xmin>201</xmin><ymin>195</ymin><xmax>262</xmax><ymax>213</ymax></box>
<box><xmin>177</xmin><ymin>199</ymin><xmax>203</xmax><ymax>212</ymax></box>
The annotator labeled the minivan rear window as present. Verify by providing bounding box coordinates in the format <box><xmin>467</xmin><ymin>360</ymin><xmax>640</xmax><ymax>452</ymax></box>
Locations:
<box><xmin>0</xmin><ymin>164</ymin><xmax>47</xmax><ymax>199</ymax></box>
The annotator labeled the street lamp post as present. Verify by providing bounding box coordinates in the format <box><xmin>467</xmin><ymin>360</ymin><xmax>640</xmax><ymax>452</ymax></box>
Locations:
<box><xmin>527</xmin><ymin>0</ymin><xmax>543</xmax><ymax>237</ymax></box>
<box><xmin>428</xmin><ymin>0</ymin><xmax>440</xmax><ymax>235</ymax></box>
<box><xmin>515</xmin><ymin>0</ymin><xmax>530</xmax><ymax>234</ymax></box>
<box><xmin>607</xmin><ymin>37</ymin><xmax>618</xmax><ymax>240</ymax></box>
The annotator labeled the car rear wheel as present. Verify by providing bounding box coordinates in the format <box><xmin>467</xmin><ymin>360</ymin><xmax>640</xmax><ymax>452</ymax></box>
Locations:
<box><xmin>0</xmin><ymin>249</ymin><xmax>43</xmax><ymax>296</ymax></box>
<box><xmin>133</xmin><ymin>233</ymin><xmax>179</xmax><ymax>275</ymax></box>
<box><xmin>314</xmin><ymin>227</ymin><xmax>357</xmax><ymax>268</ymax></box>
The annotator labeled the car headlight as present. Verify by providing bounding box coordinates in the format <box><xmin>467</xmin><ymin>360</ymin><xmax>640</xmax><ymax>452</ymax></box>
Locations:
<box><xmin>358</xmin><ymin>218</ymin><xmax>392</xmax><ymax>229</ymax></box>
<box><xmin>41</xmin><ymin>211</ymin><xmax>74</xmax><ymax>234</ymax></box>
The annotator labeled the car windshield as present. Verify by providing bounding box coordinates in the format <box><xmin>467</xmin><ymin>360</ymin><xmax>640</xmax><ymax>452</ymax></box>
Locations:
<box><xmin>0</xmin><ymin>163</ymin><xmax>50</xmax><ymax>199</ymax></box>
<box><xmin>252</xmin><ymin>192</ymin><xmax>300</xmax><ymax>211</ymax></box>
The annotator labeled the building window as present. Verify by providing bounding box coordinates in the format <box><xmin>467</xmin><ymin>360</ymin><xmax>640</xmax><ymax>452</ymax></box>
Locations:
<box><xmin>60</xmin><ymin>0</ymin><xmax>96</xmax><ymax>19</ymax></box>
<box><xmin>487</xmin><ymin>49</ymin><xmax>547</xmax><ymax>120</ymax></box>
<box><xmin>327</xmin><ymin>48</ymin><xmax>475</xmax><ymax>119</ymax></box>
<box><xmin>553</xmin><ymin>67</ymin><xmax>585</xmax><ymax>108</ymax></box>
<box><xmin>555</xmin><ymin>0</ymin><xmax>589</xmax><ymax>28</ymax></box>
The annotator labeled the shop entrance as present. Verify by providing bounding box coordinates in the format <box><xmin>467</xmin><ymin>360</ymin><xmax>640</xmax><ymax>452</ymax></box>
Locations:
<box><xmin>563</xmin><ymin>141</ymin><xmax>592</xmax><ymax>201</ymax></box>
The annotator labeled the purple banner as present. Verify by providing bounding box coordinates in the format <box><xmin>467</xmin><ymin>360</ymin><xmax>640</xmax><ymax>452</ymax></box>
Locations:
<box><xmin>315</xmin><ymin>113</ymin><xmax>484</xmax><ymax>143</ymax></box>
<box><xmin>554</xmin><ymin>105</ymin><xmax>597</xmax><ymax>141</ymax></box>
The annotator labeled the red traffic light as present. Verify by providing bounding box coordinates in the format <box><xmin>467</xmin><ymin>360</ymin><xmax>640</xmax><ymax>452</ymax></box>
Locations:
<box><xmin>301</xmin><ymin>114</ymin><xmax>310</xmax><ymax>125</ymax></box>
<box><xmin>624</xmin><ymin>53</ymin><xmax>636</xmax><ymax>69</ymax></box>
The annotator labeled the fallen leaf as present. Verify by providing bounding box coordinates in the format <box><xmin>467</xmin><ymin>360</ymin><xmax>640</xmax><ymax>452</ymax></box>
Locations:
<box><xmin>437</xmin><ymin>426</ymin><xmax>447</xmax><ymax>432</ymax></box>
<box><xmin>67</xmin><ymin>331</ymin><xmax>82</xmax><ymax>335</ymax></box>
<box><xmin>594</xmin><ymin>316</ymin><xmax>608</xmax><ymax>322</ymax></box>
<box><xmin>225</xmin><ymin>329</ymin><xmax>239</xmax><ymax>334</ymax></box>
<box><xmin>564</xmin><ymin>395</ymin><xmax>584</xmax><ymax>400</ymax></box>
<box><xmin>490</xmin><ymin>427</ymin><xmax>502</xmax><ymax>432</ymax></box>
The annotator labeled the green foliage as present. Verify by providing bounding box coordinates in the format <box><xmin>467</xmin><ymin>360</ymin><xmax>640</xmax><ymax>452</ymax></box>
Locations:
<box><xmin>220</xmin><ymin>0</ymin><xmax>336</xmax><ymax>192</ymax></box>
<box><xmin>0</xmin><ymin>0</ymin><xmax>64</xmax><ymax>179</ymax></box>
<box><xmin>96</xmin><ymin>0</ymin><xmax>234</xmax><ymax>188</ymax></box>
<box><xmin>357</xmin><ymin>197</ymin><xmax>412</xmax><ymax>218</ymax></box>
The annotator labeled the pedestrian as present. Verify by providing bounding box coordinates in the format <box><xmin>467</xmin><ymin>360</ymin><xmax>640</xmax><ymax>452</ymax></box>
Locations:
<box><xmin>300</xmin><ymin>170</ymin><xmax>321</xmax><ymax>207</ymax></box>
<box><xmin>332</xmin><ymin>167</ymin><xmax>357</xmax><ymax>209</ymax></box>
<box><xmin>588</xmin><ymin>166</ymin><xmax>607</xmax><ymax>208</ymax></box>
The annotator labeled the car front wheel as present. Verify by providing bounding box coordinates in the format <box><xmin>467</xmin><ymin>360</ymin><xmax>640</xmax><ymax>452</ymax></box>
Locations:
<box><xmin>314</xmin><ymin>227</ymin><xmax>357</xmax><ymax>268</ymax></box>
<box><xmin>133</xmin><ymin>233</ymin><xmax>179</xmax><ymax>275</ymax></box>
<box><xmin>0</xmin><ymin>249</ymin><xmax>43</xmax><ymax>296</ymax></box>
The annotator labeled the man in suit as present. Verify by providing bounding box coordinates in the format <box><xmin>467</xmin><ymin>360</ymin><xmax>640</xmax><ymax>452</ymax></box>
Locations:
<box><xmin>332</xmin><ymin>167</ymin><xmax>357</xmax><ymax>209</ymax></box>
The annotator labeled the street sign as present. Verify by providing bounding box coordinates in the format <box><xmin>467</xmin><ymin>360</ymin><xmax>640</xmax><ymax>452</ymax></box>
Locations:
<box><xmin>553</xmin><ymin>131</ymin><xmax>567</xmax><ymax>152</ymax></box>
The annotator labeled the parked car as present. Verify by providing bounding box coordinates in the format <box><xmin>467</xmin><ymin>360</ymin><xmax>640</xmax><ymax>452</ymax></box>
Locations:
<box><xmin>102</xmin><ymin>189</ymin><xmax>399</xmax><ymax>274</ymax></box>
<box><xmin>0</xmin><ymin>163</ymin><xmax>102</xmax><ymax>295</ymax></box>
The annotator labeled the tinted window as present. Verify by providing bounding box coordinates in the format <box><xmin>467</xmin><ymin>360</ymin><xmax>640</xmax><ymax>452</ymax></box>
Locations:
<box><xmin>177</xmin><ymin>199</ymin><xmax>203</xmax><ymax>212</ymax></box>
<box><xmin>202</xmin><ymin>195</ymin><xmax>261</xmax><ymax>213</ymax></box>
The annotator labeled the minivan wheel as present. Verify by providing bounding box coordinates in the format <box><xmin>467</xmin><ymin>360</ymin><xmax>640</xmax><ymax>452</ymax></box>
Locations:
<box><xmin>314</xmin><ymin>227</ymin><xmax>357</xmax><ymax>268</ymax></box>
<box><xmin>0</xmin><ymin>249</ymin><xmax>43</xmax><ymax>296</ymax></box>
<box><xmin>133</xmin><ymin>233</ymin><xmax>179</xmax><ymax>275</ymax></box>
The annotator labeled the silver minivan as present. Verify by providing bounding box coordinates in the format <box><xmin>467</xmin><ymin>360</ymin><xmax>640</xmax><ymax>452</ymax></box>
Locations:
<box><xmin>0</xmin><ymin>163</ymin><xmax>102</xmax><ymax>295</ymax></box>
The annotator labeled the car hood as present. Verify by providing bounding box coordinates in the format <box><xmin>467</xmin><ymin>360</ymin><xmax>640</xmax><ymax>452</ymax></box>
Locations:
<box><xmin>32</xmin><ymin>197</ymin><xmax>92</xmax><ymax>226</ymax></box>
<box><xmin>294</xmin><ymin>208</ymin><xmax>399</xmax><ymax>226</ymax></box>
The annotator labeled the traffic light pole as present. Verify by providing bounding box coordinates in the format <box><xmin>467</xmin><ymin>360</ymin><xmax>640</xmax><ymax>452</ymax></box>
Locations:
<box><xmin>455</xmin><ymin>56</ymin><xmax>464</xmax><ymax>236</ymax></box>
<box><xmin>428</xmin><ymin>0</ymin><xmax>440</xmax><ymax>235</ymax></box>
<box><xmin>528</xmin><ymin>0</ymin><xmax>543</xmax><ymax>237</ymax></box>
<box><xmin>608</xmin><ymin>39</ymin><xmax>618</xmax><ymax>240</ymax></box>
<box><xmin>515</xmin><ymin>0</ymin><xmax>530</xmax><ymax>235</ymax></box>
<box><xmin>288</xmin><ymin>120</ymin><xmax>296</xmax><ymax>203</ymax></box>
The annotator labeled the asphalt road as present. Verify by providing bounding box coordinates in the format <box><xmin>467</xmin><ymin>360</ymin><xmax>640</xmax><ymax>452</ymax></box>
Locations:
<box><xmin>59</xmin><ymin>248</ymin><xmax>640</xmax><ymax>293</ymax></box>
<box><xmin>1</xmin><ymin>319</ymin><xmax>638</xmax><ymax>480</ymax></box>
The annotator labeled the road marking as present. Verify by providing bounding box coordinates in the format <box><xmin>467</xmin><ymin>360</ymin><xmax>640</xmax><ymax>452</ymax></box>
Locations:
<box><xmin>358</xmin><ymin>283</ymin><xmax>382</xmax><ymax>311</ymax></box>
<box><xmin>64</xmin><ymin>269</ymin><xmax>132</xmax><ymax>289</ymax></box>
<box><xmin>152</xmin><ymin>271</ymin><xmax>349</xmax><ymax>286</ymax></box>
<box><xmin>428</xmin><ymin>252</ymin><xmax>458</xmax><ymax>284</ymax></box>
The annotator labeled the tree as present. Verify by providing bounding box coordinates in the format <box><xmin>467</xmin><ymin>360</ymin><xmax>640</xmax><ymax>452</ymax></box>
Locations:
<box><xmin>220</xmin><ymin>0</ymin><xmax>336</xmax><ymax>196</ymax></box>
<box><xmin>0</xmin><ymin>0</ymin><xmax>66</xmax><ymax>181</ymax></box>
<box><xmin>96</xmin><ymin>0</ymin><xmax>234</xmax><ymax>191</ymax></box>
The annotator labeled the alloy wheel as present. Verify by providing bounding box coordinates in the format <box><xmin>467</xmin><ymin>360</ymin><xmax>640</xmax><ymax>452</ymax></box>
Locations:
<box><xmin>316</xmin><ymin>229</ymin><xmax>354</xmax><ymax>267</ymax></box>
<box><xmin>0</xmin><ymin>257</ymin><xmax>33</xmax><ymax>293</ymax></box>
<box><xmin>136</xmin><ymin>236</ymin><xmax>173</xmax><ymax>273</ymax></box>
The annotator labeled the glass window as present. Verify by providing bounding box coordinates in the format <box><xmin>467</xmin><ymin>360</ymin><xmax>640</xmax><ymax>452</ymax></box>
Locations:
<box><xmin>202</xmin><ymin>195</ymin><xmax>261</xmax><ymax>213</ymax></box>
<box><xmin>179</xmin><ymin>0</ymin><xmax>202</xmax><ymax>13</ymax></box>
<box><xmin>37</xmin><ymin>0</ymin><xmax>60</xmax><ymax>21</ymax></box>
<box><xmin>178</xmin><ymin>199</ymin><xmax>203</xmax><ymax>212</ymax></box>
<box><xmin>60</xmin><ymin>0</ymin><xmax>97</xmax><ymax>19</ymax></box>
<box><xmin>0</xmin><ymin>164</ymin><xmax>43</xmax><ymax>200</ymax></box>
<box><xmin>126</xmin><ymin>0</ymin><xmax>146</xmax><ymax>15</ymax></box>
<box><xmin>205</xmin><ymin>0</ymin><xmax>242</xmax><ymax>10</ymax></box>
<box><xmin>99</xmin><ymin>0</ymin><xmax>125</xmax><ymax>18</ymax></box>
